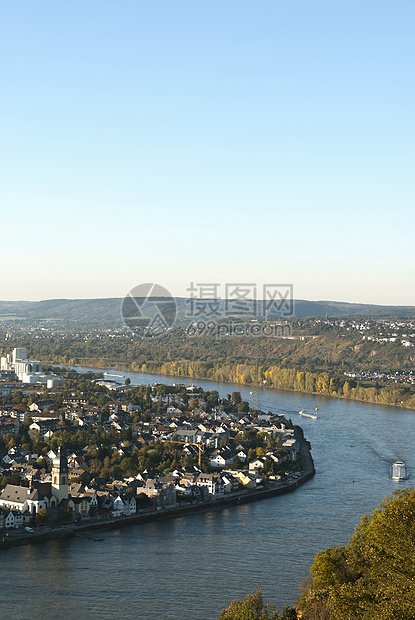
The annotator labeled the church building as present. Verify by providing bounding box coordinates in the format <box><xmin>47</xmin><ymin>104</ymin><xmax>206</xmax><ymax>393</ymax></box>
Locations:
<box><xmin>0</xmin><ymin>447</ymin><xmax>73</xmax><ymax>517</ymax></box>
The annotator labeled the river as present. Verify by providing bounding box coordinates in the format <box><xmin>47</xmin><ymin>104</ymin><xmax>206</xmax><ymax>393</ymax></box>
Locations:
<box><xmin>1</xmin><ymin>366</ymin><xmax>414</xmax><ymax>619</ymax></box>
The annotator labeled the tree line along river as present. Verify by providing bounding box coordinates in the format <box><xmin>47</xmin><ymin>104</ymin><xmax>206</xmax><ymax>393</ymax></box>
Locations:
<box><xmin>1</xmin><ymin>366</ymin><xmax>414</xmax><ymax>620</ymax></box>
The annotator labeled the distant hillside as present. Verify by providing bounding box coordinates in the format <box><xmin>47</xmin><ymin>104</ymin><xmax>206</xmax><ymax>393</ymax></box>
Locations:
<box><xmin>292</xmin><ymin>299</ymin><xmax>415</xmax><ymax>318</ymax></box>
<box><xmin>2</xmin><ymin>297</ymin><xmax>415</xmax><ymax>324</ymax></box>
<box><xmin>18</xmin><ymin>298</ymin><xmax>124</xmax><ymax>323</ymax></box>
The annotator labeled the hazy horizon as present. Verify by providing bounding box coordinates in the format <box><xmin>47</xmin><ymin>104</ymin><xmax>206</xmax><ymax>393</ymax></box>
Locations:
<box><xmin>1</xmin><ymin>296</ymin><xmax>414</xmax><ymax>309</ymax></box>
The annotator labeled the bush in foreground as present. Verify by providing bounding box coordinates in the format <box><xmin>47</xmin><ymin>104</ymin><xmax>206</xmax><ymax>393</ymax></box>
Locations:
<box><xmin>218</xmin><ymin>588</ymin><xmax>296</xmax><ymax>620</ymax></box>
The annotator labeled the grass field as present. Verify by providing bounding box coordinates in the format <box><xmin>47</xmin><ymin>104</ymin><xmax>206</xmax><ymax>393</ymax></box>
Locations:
<box><xmin>0</xmin><ymin>314</ymin><xmax>25</xmax><ymax>321</ymax></box>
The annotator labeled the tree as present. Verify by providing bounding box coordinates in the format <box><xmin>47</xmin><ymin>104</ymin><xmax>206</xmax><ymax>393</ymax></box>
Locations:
<box><xmin>0</xmin><ymin>471</ymin><xmax>23</xmax><ymax>490</ymax></box>
<box><xmin>97</xmin><ymin>395</ymin><xmax>108</xmax><ymax>407</ymax></box>
<box><xmin>298</xmin><ymin>487</ymin><xmax>415</xmax><ymax>619</ymax></box>
<box><xmin>219</xmin><ymin>435</ymin><xmax>229</xmax><ymax>448</ymax></box>
<box><xmin>23</xmin><ymin>415</ymin><xmax>34</xmax><ymax>427</ymax></box>
<box><xmin>232</xmin><ymin>391</ymin><xmax>242</xmax><ymax>405</ymax></box>
<box><xmin>206</xmin><ymin>390</ymin><xmax>219</xmax><ymax>409</ymax></box>
<box><xmin>189</xmin><ymin>398</ymin><xmax>199</xmax><ymax>410</ymax></box>
<box><xmin>238</xmin><ymin>401</ymin><xmax>249</xmax><ymax>414</ymax></box>
<box><xmin>12</xmin><ymin>391</ymin><xmax>24</xmax><ymax>404</ymax></box>
<box><xmin>218</xmin><ymin>589</ymin><xmax>296</xmax><ymax>620</ymax></box>
<box><xmin>35</xmin><ymin>507</ymin><xmax>48</xmax><ymax>525</ymax></box>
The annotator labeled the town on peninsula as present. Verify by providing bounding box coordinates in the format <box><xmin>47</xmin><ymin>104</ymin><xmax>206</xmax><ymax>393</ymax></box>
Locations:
<box><xmin>0</xmin><ymin>348</ymin><xmax>314</xmax><ymax>542</ymax></box>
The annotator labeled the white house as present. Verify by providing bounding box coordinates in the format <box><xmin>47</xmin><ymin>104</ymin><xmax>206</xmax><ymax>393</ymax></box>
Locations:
<box><xmin>112</xmin><ymin>494</ymin><xmax>136</xmax><ymax>515</ymax></box>
<box><xmin>210</xmin><ymin>454</ymin><xmax>227</xmax><ymax>468</ymax></box>
<box><xmin>196</xmin><ymin>473</ymin><xmax>223</xmax><ymax>495</ymax></box>
<box><xmin>249</xmin><ymin>457</ymin><xmax>266</xmax><ymax>471</ymax></box>
<box><xmin>0</xmin><ymin>509</ymin><xmax>16</xmax><ymax>529</ymax></box>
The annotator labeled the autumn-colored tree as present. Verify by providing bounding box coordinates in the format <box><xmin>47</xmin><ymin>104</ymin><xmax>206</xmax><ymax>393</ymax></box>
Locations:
<box><xmin>35</xmin><ymin>507</ymin><xmax>48</xmax><ymax>525</ymax></box>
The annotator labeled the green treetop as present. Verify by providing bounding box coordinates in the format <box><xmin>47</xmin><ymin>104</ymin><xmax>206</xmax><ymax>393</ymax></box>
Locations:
<box><xmin>298</xmin><ymin>486</ymin><xmax>415</xmax><ymax>619</ymax></box>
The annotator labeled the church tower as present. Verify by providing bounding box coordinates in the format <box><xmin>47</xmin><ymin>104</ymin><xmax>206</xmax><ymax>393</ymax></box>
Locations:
<box><xmin>52</xmin><ymin>446</ymin><xmax>69</xmax><ymax>503</ymax></box>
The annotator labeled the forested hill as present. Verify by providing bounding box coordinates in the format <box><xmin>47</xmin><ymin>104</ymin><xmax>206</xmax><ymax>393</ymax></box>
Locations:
<box><xmin>14</xmin><ymin>298</ymin><xmax>124</xmax><ymax>323</ymax></box>
<box><xmin>3</xmin><ymin>297</ymin><xmax>415</xmax><ymax>324</ymax></box>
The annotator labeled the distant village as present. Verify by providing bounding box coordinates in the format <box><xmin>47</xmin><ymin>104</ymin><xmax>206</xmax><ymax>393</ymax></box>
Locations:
<box><xmin>0</xmin><ymin>351</ymin><xmax>305</xmax><ymax>533</ymax></box>
<box><xmin>305</xmin><ymin>318</ymin><xmax>415</xmax><ymax>385</ymax></box>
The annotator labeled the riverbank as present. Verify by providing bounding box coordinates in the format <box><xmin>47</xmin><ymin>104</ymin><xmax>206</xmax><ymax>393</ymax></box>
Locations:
<box><xmin>1</xmin><ymin>436</ymin><xmax>315</xmax><ymax>549</ymax></box>
<box><xmin>53</xmin><ymin>358</ymin><xmax>415</xmax><ymax>411</ymax></box>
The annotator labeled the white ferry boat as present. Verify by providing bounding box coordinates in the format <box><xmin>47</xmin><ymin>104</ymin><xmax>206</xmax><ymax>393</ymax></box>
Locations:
<box><xmin>299</xmin><ymin>410</ymin><xmax>317</xmax><ymax>420</ymax></box>
<box><xmin>391</xmin><ymin>461</ymin><xmax>408</xmax><ymax>481</ymax></box>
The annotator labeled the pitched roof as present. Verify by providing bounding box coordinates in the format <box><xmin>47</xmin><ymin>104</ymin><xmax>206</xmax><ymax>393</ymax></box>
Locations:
<box><xmin>0</xmin><ymin>483</ymin><xmax>50</xmax><ymax>504</ymax></box>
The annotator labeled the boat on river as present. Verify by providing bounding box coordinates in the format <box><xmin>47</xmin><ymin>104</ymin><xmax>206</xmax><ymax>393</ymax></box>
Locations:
<box><xmin>299</xmin><ymin>410</ymin><xmax>317</xmax><ymax>420</ymax></box>
<box><xmin>391</xmin><ymin>461</ymin><xmax>408</xmax><ymax>481</ymax></box>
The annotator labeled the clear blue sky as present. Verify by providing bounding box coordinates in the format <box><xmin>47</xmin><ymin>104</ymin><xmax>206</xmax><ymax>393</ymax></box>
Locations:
<box><xmin>1</xmin><ymin>1</ymin><xmax>414</xmax><ymax>304</ymax></box>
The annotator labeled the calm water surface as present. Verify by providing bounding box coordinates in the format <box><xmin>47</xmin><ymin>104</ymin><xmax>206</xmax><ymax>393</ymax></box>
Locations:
<box><xmin>1</xmin><ymin>367</ymin><xmax>414</xmax><ymax>619</ymax></box>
